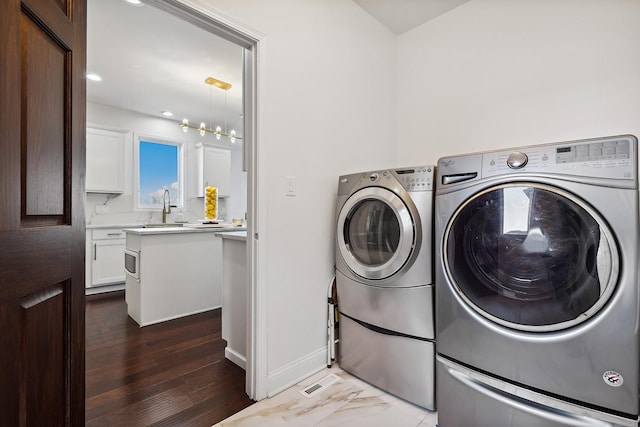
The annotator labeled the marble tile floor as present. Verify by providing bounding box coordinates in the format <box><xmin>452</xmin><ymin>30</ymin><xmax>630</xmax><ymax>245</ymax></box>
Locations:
<box><xmin>214</xmin><ymin>366</ymin><xmax>438</xmax><ymax>427</ymax></box>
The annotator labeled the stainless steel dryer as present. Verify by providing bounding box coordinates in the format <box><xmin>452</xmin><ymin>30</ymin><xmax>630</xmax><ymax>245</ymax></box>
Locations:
<box><xmin>435</xmin><ymin>135</ymin><xmax>639</xmax><ymax>426</ymax></box>
<box><xmin>336</xmin><ymin>166</ymin><xmax>435</xmax><ymax>410</ymax></box>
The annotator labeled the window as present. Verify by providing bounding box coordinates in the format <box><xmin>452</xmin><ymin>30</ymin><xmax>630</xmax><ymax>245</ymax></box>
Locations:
<box><xmin>135</xmin><ymin>136</ymin><xmax>184</xmax><ymax>209</ymax></box>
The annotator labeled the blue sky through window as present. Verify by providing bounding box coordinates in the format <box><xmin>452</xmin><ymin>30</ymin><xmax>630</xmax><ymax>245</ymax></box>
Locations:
<box><xmin>139</xmin><ymin>140</ymin><xmax>179</xmax><ymax>205</ymax></box>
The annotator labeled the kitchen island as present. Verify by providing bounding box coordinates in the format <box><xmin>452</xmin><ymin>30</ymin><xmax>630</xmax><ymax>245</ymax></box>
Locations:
<box><xmin>217</xmin><ymin>231</ymin><xmax>247</xmax><ymax>369</ymax></box>
<box><xmin>123</xmin><ymin>225</ymin><xmax>244</xmax><ymax>327</ymax></box>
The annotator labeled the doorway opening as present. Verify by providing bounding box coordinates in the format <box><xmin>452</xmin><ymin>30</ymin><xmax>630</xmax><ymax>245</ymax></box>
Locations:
<box><xmin>85</xmin><ymin>0</ymin><xmax>262</xmax><ymax>420</ymax></box>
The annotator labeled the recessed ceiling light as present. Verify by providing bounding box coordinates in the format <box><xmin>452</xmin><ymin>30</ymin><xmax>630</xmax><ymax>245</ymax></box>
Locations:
<box><xmin>161</xmin><ymin>111</ymin><xmax>174</xmax><ymax>117</ymax></box>
<box><xmin>86</xmin><ymin>73</ymin><xmax>102</xmax><ymax>82</ymax></box>
<box><xmin>124</xmin><ymin>0</ymin><xmax>144</xmax><ymax>6</ymax></box>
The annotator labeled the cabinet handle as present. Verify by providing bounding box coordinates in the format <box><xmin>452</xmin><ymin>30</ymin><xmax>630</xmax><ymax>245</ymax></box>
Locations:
<box><xmin>94</xmin><ymin>244</ymin><xmax>97</xmax><ymax>260</ymax></box>
<box><xmin>107</xmin><ymin>232</ymin><xmax>122</xmax><ymax>236</ymax></box>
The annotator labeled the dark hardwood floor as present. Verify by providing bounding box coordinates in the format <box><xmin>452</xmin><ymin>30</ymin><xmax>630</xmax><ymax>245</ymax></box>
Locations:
<box><xmin>86</xmin><ymin>291</ymin><xmax>254</xmax><ymax>426</ymax></box>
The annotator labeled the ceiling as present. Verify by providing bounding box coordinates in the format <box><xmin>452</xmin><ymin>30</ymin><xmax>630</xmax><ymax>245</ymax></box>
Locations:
<box><xmin>354</xmin><ymin>0</ymin><xmax>471</xmax><ymax>35</ymax></box>
<box><xmin>87</xmin><ymin>0</ymin><xmax>244</xmax><ymax>136</ymax></box>
<box><xmin>87</xmin><ymin>0</ymin><xmax>468</xmax><ymax>135</ymax></box>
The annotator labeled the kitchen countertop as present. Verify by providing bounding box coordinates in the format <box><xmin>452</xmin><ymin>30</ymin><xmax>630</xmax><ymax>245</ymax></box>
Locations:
<box><xmin>123</xmin><ymin>225</ymin><xmax>246</xmax><ymax>235</ymax></box>
<box><xmin>216</xmin><ymin>230</ymin><xmax>247</xmax><ymax>241</ymax></box>
<box><xmin>86</xmin><ymin>224</ymin><xmax>143</xmax><ymax>230</ymax></box>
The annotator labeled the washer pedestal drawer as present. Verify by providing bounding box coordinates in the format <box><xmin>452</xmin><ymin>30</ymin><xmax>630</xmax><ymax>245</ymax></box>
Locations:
<box><xmin>339</xmin><ymin>315</ymin><xmax>435</xmax><ymax>410</ymax></box>
<box><xmin>436</xmin><ymin>356</ymin><xmax>637</xmax><ymax>427</ymax></box>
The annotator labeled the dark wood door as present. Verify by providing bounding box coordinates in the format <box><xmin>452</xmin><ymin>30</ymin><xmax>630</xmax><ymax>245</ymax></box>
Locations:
<box><xmin>0</xmin><ymin>0</ymin><xmax>86</xmax><ymax>425</ymax></box>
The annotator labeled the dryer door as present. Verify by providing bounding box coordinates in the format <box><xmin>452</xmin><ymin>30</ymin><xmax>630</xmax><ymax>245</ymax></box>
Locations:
<box><xmin>443</xmin><ymin>183</ymin><xmax>619</xmax><ymax>332</ymax></box>
<box><xmin>338</xmin><ymin>187</ymin><xmax>416</xmax><ymax>281</ymax></box>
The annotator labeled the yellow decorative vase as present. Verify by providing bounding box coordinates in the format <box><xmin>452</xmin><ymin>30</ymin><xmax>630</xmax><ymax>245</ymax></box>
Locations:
<box><xmin>204</xmin><ymin>186</ymin><xmax>218</xmax><ymax>220</ymax></box>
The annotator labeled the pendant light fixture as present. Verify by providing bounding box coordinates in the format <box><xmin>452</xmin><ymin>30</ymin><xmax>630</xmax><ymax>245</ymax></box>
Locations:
<box><xmin>180</xmin><ymin>76</ymin><xmax>241</xmax><ymax>143</ymax></box>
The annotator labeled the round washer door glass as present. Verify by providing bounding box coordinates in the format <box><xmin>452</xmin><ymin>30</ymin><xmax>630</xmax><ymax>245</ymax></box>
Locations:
<box><xmin>338</xmin><ymin>187</ymin><xmax>415</xmax><ymax>280</ymax></box>
<box><xmin>444</xmin><ymin>183</ymin><xmax>619</xmax><ymax>331</ymax></box>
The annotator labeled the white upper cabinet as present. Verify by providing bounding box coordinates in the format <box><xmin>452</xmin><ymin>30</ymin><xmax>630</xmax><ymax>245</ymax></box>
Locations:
<box><xmin>196</xmin><ymin>144</ymin><xmax>231</xmax><ymax>198</ymax></box>
<box><xmin>86</xmin><ymin>127</ymin><xmax>125</xmax><ymax>193</ymax></box>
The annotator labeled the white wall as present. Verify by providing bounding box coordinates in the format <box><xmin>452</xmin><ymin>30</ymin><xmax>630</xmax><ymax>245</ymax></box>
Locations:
<box><xmin>187</xmin><ymin>0</ymin><xmax>397</xmax><ymax>394</ymax></box>
<box><xmin>86</xmin><ymin>102</ymin><xmax>246</xmax><ymax>225</ymax></box>
<box><xmin>211</xmin><ymin>0</ymin><xmax>640</xmax><ymax>397</ymax></box>
<box><xmin>396</xmin><ymin>0</ymin><xmax>640</xmax><ymax>163</ymax></box>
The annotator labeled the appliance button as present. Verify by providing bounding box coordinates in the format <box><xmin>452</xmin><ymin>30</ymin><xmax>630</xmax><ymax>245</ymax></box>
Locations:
<box><xmin>507</xmin><ymin>152</ymin><xmax>528</xmax><ymax>169</ymax></box>
<box><xmin>369</xmin><ymin>173</ymin><xmax>379</xmax><ymax>182</ymax></box>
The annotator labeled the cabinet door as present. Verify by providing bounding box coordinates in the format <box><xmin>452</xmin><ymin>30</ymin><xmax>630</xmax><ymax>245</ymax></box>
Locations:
<box><xmin>91</xmin><ymin>238</ymin><xmax>126</xmax><ymax>286</ymax></box>
<box><xmin>86</xmin><ymin>127</ymin><xmax>125</xmax><ymax>193</ymax></box>
<box><xmin>197</xmin><ymin>145</ymin><xmax>231</xmax><ymax>197</ymax></box>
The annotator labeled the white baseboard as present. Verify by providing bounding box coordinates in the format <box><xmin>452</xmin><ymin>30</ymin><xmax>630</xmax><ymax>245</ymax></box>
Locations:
<box><xmin>266</xmin><ymin>347</ymin><xmax>328</xmax><ymax>397</ymax></box>
<box><xmin>225</xmin><ymin>346</ymin><xmax>246</xmax><ymax>370</ymax></box>
<box><xmin>85</xmin><ymin>283</ymin><xmax>125</xmax><ymax>295</ymax></box>
<box><xmin>137</xmin><ymin>305</ymin><xmax>221</xmax><ymax>327</ymax></box>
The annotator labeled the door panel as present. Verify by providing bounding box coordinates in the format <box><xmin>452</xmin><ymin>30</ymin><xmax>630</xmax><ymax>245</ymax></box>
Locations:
<box><xmin>22</xmin><ymin>12</ymin><xmax>68</xmax><ymax>219</ymax></box>
<box><xmin>21</xmin><ymin>285</ymin><xmax>66</xmax><ymax>426</ymax></box>
<box><xmin>1</xmin><ymin>0</ymin><xmax>86</xmax><ymax>425</ymax></box>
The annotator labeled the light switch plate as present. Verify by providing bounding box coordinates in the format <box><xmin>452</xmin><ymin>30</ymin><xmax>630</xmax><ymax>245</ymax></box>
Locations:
<box><xmin>286</xmin><ymin>176</ymin><xmax>296</xmax><ymax>196</ymax></box>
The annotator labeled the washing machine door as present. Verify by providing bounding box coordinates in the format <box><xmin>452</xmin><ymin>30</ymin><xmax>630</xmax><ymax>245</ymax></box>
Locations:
<box><xmin>337</xmin><ymin>186</ymin><xmax>416</xmax><ymax>281</ymax></box>
<box><xmin>444</xmin><ymin>183</ymin><xmax>619</xmax><ymax>332</ymax></box>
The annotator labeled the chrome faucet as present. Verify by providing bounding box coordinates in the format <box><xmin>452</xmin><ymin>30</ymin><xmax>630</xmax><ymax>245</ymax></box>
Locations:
<box><xmin>162</xmin><ymin>189</ymin><xmax>172</xmax><ymax>223</ymax></box>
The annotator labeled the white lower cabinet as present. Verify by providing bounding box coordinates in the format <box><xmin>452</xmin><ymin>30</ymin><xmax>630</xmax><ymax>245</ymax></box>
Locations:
<box><xmin>86</xmin><ymin>229</ymin><xmax>126</xmax><ymax>288</ymax></box>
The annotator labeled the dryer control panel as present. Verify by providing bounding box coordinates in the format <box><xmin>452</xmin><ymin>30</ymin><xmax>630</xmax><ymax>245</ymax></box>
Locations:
<box><xmin>392</xmin><ymin>166</ymin><xmax>434</xmax><ymax>192</ymax></box>
<box><xmin>338</xmin><ymin>166</ymin><xmax>435</xmax><ymax>195</ymax></box>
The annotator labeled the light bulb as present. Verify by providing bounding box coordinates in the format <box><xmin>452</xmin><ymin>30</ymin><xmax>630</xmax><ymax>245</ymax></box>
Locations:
<box><xmin>215</xmin><ymin>126</ymin><xmax>222</xmax><ymax>140</ymax></box>
<box><xmin>229</xmin><ymin>130</ymin><xmax>236</xmax><ymax>144</ymax></box>
<box><xmin>181</xmin><ymin>119</ymin><xmax>189</xmax><ymax>133</ymax></box>
<box><xmin>199</xmin><ymin>122</ymin><xmax>206</xmax><ymax>137</ymax></box>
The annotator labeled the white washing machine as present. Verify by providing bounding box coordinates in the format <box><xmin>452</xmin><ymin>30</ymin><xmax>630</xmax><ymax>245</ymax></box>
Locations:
<box><xmin>435</xmin><ymin>135</ymin><xmax>639</xmax><ymax>426</ymax></box>
<box><xmin>335</xmin><ymin>166</ymin><xmax>436</xmax><ymax>410</ymax></box>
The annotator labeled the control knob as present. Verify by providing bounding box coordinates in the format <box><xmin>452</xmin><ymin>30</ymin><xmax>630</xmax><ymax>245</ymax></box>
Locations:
<box><xmin>507</xmin><ymin>152</ymin><xmax>528</xmax><ymax>169</ymax></box>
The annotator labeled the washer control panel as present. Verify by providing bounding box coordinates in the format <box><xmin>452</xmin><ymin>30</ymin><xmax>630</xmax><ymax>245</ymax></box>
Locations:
<box><xmin>482</xmin><ymin>136</ymin><xmax>635</xmax><ymax>180</ymax></box>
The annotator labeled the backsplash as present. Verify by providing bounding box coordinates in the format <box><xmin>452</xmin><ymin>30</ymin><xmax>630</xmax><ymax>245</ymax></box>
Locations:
<box><xmin>85</xmin><ymin>193</ymin><xmax>228</xmax><ymax>226</ymax></box>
